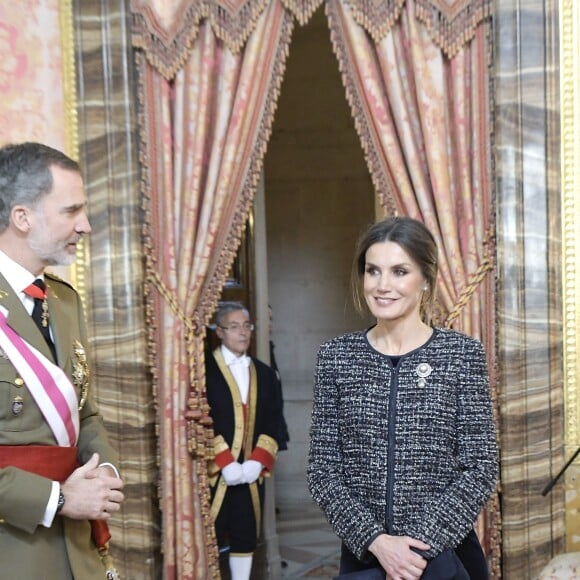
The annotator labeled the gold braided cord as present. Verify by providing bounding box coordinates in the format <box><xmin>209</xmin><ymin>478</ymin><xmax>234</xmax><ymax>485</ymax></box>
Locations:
<box><xmin>137</xmin><ymin>53</ymin><xmax>219</xmax><ymax>576</ymax></box>
<box><xmin>146</xmin><ymin>267</ymin><xmax>215</xmax><ymax>462</ymax></box>
<box><xmin>444</xmin><ymin>230</ymin><xmax>495</xmax><ymax>329</ymax></box>
<box><xmin>147</xmin><ymin>268</ymin><xmax>193</xmax><ymax>332</ymax></box>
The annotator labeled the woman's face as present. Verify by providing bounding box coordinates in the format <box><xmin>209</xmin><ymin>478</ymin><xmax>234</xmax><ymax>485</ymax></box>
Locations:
<box><xmin>363</xmin><ymin>241</ymin><xmax>427</xmax><ymax>324</ymax></box>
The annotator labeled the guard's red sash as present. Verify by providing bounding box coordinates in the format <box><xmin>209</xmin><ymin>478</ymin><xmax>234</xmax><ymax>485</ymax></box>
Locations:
<box><xmin>0</xmin><ymin>445</ymin><xmax>111</xmax><ymax>548</ymax></box>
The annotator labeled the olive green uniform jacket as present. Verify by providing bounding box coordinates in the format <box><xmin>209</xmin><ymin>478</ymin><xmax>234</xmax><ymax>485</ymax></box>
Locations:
<box><xmin>0</xmin><ymin>272</ymin><xmax>118</xmax><ymax>579</ymax></box>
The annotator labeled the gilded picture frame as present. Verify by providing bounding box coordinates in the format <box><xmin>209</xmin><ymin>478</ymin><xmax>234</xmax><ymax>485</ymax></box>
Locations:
<box><xmin>560</xmin><ymin>0</ymin><xmax>580</xmax><ymax>550</ymax></box>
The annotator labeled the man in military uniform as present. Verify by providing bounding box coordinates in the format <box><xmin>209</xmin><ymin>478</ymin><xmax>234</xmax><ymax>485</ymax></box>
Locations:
<box><xmin>0</xmin><ymin>142</ymin><xmax>124</xmax><ymax>579</ymax></box>
<box><xmin>206</xmin><ymin>302</ymin><xmax>279</xmax><ymax>580</ymax></box>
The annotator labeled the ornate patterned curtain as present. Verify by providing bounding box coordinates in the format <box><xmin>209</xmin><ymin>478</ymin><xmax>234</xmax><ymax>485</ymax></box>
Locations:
<box><xmin>325</xmin><ymin>0</ymin><xmax>500</xmax><ymax>574</ymax></box>
<box><xmin>132</xmin><ymin>0</ymin><xmax>499</xmax><ymax>576</ymax></box>
<box><xmin>131</xmin><ymin>0</ymin><xmax>294</xmax><ymax>576</ymax></box>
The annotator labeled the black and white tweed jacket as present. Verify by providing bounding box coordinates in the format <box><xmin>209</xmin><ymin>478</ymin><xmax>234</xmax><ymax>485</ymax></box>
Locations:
<box><xmin>307</xmin><ymin>327</ymin><xmax>498</xmax><ymax>560</ymax></box>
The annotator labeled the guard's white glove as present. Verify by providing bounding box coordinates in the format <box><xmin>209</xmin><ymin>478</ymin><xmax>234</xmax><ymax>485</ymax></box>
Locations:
<box><xmin>241</xmin><ymin>460</ymin><xmax>263</xmax><ymax>484</ymax></box>
<box><xmin>221</xmin><ymin>462</ymin><xmax>244</xmax><ymax>486</ymax></box>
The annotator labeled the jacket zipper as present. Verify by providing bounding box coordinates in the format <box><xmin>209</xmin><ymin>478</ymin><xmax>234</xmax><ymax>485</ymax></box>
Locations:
<box><xmin>385</xmin><ymin>361</ymin><xmax>399</xmax><ymax>534</ymax></box>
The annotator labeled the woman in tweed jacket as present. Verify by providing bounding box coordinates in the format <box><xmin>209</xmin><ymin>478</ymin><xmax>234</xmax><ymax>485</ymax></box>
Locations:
<box><xmin>308</xmin><ymin>217</ymin><xmax>498</xmax><ymax>580</ymax></box>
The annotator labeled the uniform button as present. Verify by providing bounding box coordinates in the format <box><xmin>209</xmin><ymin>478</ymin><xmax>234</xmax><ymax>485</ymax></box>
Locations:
<box><xmin>14</xmin><ymin>378</ymin><xmax>24</xmax><ymax>387</ymax></box>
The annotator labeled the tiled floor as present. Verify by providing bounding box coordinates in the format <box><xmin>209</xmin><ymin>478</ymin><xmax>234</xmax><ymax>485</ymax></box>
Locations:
<box><xmin>277</xmin><ymin>500</ymin><xmax>340</xmax><ymax>579</ymax></box>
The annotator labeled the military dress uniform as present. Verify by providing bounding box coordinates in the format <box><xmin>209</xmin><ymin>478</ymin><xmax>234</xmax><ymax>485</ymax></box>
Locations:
<box><xmin>206</xmin><ymin>346</ymin><xmax>279</xmax><ymax>555</ymax></box>
<box><xmin>0</xmin><ymin>267</ymin><xmax>118</xmax><ymax>580</ymax></box>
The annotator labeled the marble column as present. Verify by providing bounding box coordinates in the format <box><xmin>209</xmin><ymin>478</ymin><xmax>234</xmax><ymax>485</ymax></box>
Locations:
<box><xmin>494</xmin><ymin>0</ymin><xmax>565</xmax><ymax>578</ymax></box>
<box><xmin>73</xmin><ymin>1</ymin><xmax>161</xmax><ymax>577</ymax></box>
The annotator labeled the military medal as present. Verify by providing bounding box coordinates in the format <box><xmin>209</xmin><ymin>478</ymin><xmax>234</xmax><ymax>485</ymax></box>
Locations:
<box><xmin>41</xmin><ymin>298</ymin><xmax>49</xmax><ymax>327</ymax></box>
<box><xmin>11</xmin><ymin>395</ymin><xmax>23</xmax><ymax>415</ymax></box>
<box><xmin>72</xmin><ymin>340</ymin><xmax>90</xmax><ymax>410</ymax></box>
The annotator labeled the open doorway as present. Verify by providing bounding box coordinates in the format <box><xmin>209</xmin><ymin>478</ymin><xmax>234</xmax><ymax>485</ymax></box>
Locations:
<box><xmin>263</xmin><ymin>5</ymin><xmax>375</xmax><ymax>575</ymax></box>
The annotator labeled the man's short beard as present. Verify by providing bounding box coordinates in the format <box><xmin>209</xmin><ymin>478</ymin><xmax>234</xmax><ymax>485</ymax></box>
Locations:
<box><xmin>27</xmin><ymin>236</ymin><xmax>78</xmax><ymax>267</ymax></box>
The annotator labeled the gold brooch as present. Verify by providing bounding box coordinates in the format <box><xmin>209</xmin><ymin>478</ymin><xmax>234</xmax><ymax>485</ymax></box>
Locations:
<box><xmin>72</xmin><ymin>340</ymin><xmax>90</xmax><ymax>410</ymax></box>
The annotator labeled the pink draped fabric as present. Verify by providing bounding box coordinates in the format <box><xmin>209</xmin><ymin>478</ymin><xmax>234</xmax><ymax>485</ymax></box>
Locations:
<box><xmin>326</xmin><ymin>0</ymin><xmax>499</xmax><ymax>573</ymax></box>
<box><xmin>135</xmin><ymin>2</ymin><xmax>294</xmax><ymax>577</ymax></box>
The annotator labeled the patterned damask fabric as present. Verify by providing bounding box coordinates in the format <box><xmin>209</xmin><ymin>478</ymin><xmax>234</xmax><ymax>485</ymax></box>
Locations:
<box><xmin>131</xmin><ymin>0</ymin><xmax>490</xmax><ymax>79</ymax></box>
<box><xmin>0</xmin><ymin>1</ymin><xmax>67</xmax><ymax>147</ymax></box>
<box><xmin>136</xmin><ymin>2</ymin><xmax>294</xmax><ymax>575</ymax></box>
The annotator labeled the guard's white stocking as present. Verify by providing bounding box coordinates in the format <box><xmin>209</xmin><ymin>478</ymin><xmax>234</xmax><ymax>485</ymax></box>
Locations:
<box><xmin>229</xmin><ymin>554</ymin><xmax>253</xmax><ymax>580</ymax></box>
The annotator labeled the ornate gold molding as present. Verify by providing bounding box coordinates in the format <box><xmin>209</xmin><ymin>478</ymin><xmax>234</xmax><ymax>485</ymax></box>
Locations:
<box><xmin>58</xmin><ymin>0</ymin><xmax>87</xmax><ymax>299</ymax></box>
<box><xmin>561</xmin><ymin>0</ymin><xmax>579</xmax><ymax>445</ymax></box>
<box><xmin>560</xmin><ymin>0</ymin><xmax>580</xmax><ymax>549</ymax></box>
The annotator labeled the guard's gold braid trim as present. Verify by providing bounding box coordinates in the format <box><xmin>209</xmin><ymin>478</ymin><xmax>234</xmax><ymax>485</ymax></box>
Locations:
<box><xmin>444</xmin><ymin>230</ymin><xmax>495</xmax><ymax>329</ymax></box>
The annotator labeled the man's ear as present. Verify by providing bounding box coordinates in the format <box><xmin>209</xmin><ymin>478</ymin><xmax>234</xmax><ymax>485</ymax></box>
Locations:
<box><xmin>216</xmin><ymin>327</ymin><xmax>224</xmax><ymax>342</ymax></box>
<box><xmin>11</xmin><ymin>205</ymin><xmax>32</xmax><ymax>233</ymax></box>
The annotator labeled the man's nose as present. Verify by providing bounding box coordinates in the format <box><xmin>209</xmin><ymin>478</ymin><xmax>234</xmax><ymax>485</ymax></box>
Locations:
<box><xmin>76</xmin><ymin>212</ymin><xmax>92</xmax><ymax>234</ymax></box>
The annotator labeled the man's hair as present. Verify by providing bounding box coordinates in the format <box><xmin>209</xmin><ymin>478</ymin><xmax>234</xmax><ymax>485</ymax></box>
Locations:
<box><xmin>0</xmin><ymin>142</ymin><xmax>81</xmax><ymax>233</ymax></box>
<box><xmin>214</xmin><ymin>301</ymin><xmax>249</xmax><ymax>328</ymax></box>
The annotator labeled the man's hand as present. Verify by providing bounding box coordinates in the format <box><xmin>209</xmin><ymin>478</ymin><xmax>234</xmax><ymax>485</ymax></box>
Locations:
<box><xmin>241</xmin><ymin>460</ymin><xmax>262</xmax><ymax>484</ymax></box>
<box><xmin>368</xmin><ymin>533</ymin><xmax>430</xmax><ymax>580</ymax></box>
<box><xmin>60</xmin><ymin>453</ymin><xmax>124</xmax><ymax>520</ymax></box>
<box><xmin>221</xmin><ymin>462</ymin><xmax>244</xmax><ymax>486</ymax></box>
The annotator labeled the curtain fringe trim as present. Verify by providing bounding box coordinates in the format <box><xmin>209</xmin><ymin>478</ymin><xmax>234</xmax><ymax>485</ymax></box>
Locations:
<box><xmin>415</xmin><ymin>0</ymin><xmax>492</xmax><ymax>59</ymax></box>
<box><xmin>135</xmin><ymin>52</ymin><xmax>220</xmax><ymax>577</ymax></box>
<box><xmin>132</xmin><ymin>0</ymin><xmax>493</xmax><ymax>81</ymax></box>
<box><xmin>343</xmin><ymin>0</ymin><xmax>492</xmax><ymax>59</ymax></box>
<box><xmin>193</xmin><ymin>12</ymin><xmax>295</xmax><ymax>329</ymax></box>
<box><xmin>280</xmin><ymin>0</ymin><xmax>325</xmax><ymax>26</ymax></box>
<box><xmin>132</xmin><ymin>4</ymin><xmax>205</xmax><ymax>80</ymax></box>
<box><xmin>133</xmin><ymin>0</ymin><xmax>284</xmax><ymax>79</ymax></box>
<box><xmin>326</xmin><ymin>0</ymin><xmax>400</xmax><ymax>215</ymax></box>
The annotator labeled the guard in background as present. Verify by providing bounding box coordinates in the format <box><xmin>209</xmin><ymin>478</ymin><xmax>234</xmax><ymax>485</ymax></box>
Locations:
<box><xmin>206</xmin><ymin>301</ymin><xmax>279</xmax><ymax>580</ymax></box>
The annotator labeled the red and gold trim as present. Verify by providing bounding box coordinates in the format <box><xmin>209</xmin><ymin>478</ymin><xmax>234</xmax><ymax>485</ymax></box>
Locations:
<box><xmin>250</xmin><ymin>434</ymin><xmax>278</xmax><ymax>472</ymax></box>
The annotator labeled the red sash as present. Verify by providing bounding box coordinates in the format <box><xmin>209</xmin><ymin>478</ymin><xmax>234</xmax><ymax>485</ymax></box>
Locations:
<box><xmin>0</xmin><ymin>445</ymin><xmax>111</xmax><ymax>548</ymax></box>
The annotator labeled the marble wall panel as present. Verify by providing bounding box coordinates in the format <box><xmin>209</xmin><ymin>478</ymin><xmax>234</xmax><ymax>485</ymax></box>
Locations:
<box><xmin>494</xmin><ymin>0</ymin><xmax>565</xmax><ymax>577</ymax></box>
<box><xmin>73</xmin><ymin>1</ymin><xmax>161</xmax><ymax>577</ymax></box>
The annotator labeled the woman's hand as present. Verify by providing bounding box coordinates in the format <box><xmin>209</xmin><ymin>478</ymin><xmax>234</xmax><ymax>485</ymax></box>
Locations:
<box><xmin>368</xmin><ymin>533</ymin><xmax>430</xmax><ymax>580</ymax></box>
